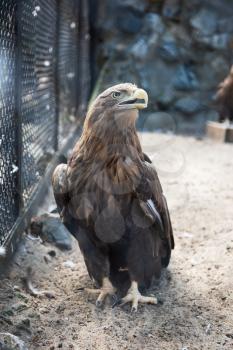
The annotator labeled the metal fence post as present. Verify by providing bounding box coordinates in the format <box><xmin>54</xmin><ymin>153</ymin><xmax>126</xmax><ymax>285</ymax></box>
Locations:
<box><xmin>54</xmin><ymin>0</ymin><xmax>61</xmax><ymax>152</ymax></box>
<box><xmin>15</xmin><ymin>0</ymin><xmax>23</xmax><ymax>212</ymax></box>
<box><xmin>77</xmin><ymin>0</ymin><xmax>91</xmax><ymax>119</ymax></box>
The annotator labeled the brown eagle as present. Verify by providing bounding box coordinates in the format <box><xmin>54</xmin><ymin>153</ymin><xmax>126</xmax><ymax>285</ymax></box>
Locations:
<box><xmin>52</xmin><ymin>83</ymin><xmax>174</xmax><ymax>311</ymax></box>
<box><xmin>215</xmin><ymin>66</ymin><xmax>233</xmax><ymax>123</ymax></box>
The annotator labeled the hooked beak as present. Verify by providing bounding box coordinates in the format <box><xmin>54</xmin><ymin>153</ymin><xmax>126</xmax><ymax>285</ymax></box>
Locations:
<box><xmin>118</xmin><ymin>88</ymin><xmax>148</xmax><ymax>110</ymax></box>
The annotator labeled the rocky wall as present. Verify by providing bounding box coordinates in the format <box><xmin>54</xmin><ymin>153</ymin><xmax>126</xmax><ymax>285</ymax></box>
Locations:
<box><xmin>91</xmin><ymin>0</ymin><xmax>233</xmax><ymax>134</ymax></box>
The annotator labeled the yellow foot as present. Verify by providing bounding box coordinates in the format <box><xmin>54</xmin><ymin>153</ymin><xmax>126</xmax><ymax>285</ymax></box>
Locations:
<box><xmin>116</xmin><ymin>281</ymin><xmax>157</xmax><ymax>312</ymax></box>
<box><xmin>86</xmin><ymin>277</ymin><xmax>116</xmax><ymax>307</ymax></box>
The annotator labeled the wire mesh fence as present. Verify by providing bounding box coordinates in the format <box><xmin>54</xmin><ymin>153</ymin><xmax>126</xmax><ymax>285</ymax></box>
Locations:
<box><xmin>0</xmin><ymin>0</ymin><xmax>90</xmax><ymax>249</ymax></box>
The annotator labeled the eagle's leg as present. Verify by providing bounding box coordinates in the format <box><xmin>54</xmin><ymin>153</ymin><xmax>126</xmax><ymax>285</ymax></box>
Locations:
<box><xmin>76</xmin><ymin>228</ymin><xmax>116</xmax><ymax>307</ymax></box>
<box><xmin>86</xmin><ymin>277</ymin><xmax>116</xmax><ymax>307</ymax></box>
<box><xmin>118</xmin><ymin>281</ymin><xmax>157</xmax><ymax>312</ymax></box>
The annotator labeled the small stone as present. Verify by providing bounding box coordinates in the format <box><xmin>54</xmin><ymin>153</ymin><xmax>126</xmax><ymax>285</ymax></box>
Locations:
<box><xmin>13</xmin><ymin>285</ymin><xmax>21</xmax><ymax>292</ymax></box>
<box><xmin>30</xmin><ymin>215</ymin><xmax>72</xmax><ymax>251</ymax></box>
<box><xmin>48</xmin><ymin>250</ymin><xmax>56</xmax><ymax>257</ymax></box>
<box><xmin>62</xmin><ymin>260</ymin><xmax>76</xmax><ymax>269</ymax></box>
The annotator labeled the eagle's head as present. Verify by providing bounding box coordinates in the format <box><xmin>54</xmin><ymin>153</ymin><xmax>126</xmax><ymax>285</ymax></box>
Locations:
<box><xmin>85</xmin><ymin>83</ymin><xmax>148</xmax><ymax>129</ymax></box>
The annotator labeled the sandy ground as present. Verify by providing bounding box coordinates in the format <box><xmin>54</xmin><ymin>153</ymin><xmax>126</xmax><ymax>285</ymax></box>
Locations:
<box><xmin>0</xmin><ymin>133</ymin><xmax>233</xmax><ymax>350</ymax></box>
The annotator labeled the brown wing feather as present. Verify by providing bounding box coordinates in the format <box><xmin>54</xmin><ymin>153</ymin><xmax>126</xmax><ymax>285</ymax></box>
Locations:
<box><xmin>136</xmin><ymin>156</ymin><xmax>174</xmax><ymax>252</ymax></box>
<box><xmin>146</xmin><ymin>162</ymin><xmax>174</xmax><ymax>249</ymax></box>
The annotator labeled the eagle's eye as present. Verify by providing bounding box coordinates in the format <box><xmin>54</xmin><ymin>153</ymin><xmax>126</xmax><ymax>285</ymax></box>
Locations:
<box><xmin>112</xmin><ymin>91</ymin><xmax>121</xmax><ymax>99</ymax></box>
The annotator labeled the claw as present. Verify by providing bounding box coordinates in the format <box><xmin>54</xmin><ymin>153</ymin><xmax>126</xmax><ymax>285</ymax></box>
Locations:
<box><xmin>112</xmin><ymin>298</ymin><xmax>122</xmax><ymax>308</ymax></box>
<box><xmin>131</xmin><ymin>306</ymin><xmax>137</xmax><ymax>313</ymax></box>
<box><xmin>96</xmin><ymin>300</ymin><xmax>103</xmax><ymax>308</ymax></box>
<box><xmin>118</xmin><ymin>281</ymin><xmax>157</xmax><ymax>312</ymax></box>
<box><xmin>86</xmin><ymin>277</ymin><xmax>116</xmax><ymax>307</ymax></box>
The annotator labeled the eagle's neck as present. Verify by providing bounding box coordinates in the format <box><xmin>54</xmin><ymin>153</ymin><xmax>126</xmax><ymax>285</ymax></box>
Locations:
<box><xmin>69</xmin><ymin>119</ymin><xmax>144</xmax><ymax>196</ymax></box>
<box><xmin>73</xmin><ymin>121</ymin><xmax>143</xmax><ymax>164</ymax></box>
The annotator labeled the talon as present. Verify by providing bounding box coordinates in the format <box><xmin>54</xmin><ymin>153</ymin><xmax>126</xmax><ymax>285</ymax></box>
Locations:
<box><xmin>131</xmin><ymin>306</ymin><xmax>137</xmax><ymax>313</ymax></box>
<box><xmin>111</xmin><ymin>294</ymin><xmax>118</xmax><ymax>303</ymax></box>
<box><xmin>119</xmin><ymin>281</ymin><xmax>157</xmax><ymax>312</ymax></box>
<box><xmin>96</xmin><ymin>300</ymin><xmax>103</xmax><ymax>308</ymax></box>
<box><xmin>112</xmin><ymin>298</ymin><xmax>122</xmax><ymax>308</ymax></box>
<box><xmin>86</xmin><ymin>277</ymin><xmax>116</xmax><ymax>307</ymax></box>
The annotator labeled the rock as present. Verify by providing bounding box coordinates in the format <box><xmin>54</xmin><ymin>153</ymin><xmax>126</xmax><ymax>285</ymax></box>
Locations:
<box><xmin>157</xmin><ymin>38</ymin><xmax>180</xmax><ymax>62</ymax></box>
<box><xmin>116</xmin><ymin>8</ymin><xmax>143</xmax><ymax>34</ymax></box>
<box><xmin>156</xmin><ymin>86</ymin><xmax>176</xmax><ymax>108</ymax></box>
<box><xmin>217</xmin><ymin>17</ymin><xmax>233</xmax><ymax>33</ymax></box>
<box><xmin>162</xmin><ymin>0</ymin><xmax>182</xmax><ymax>20</ymax></box>
<box><xmin>48</xmin><ymin>250</ymin><xmax>56</xmax><ymax>257</ymax></box>
<box><xmin>130</xmin><ymin>38</ymin><xmax>149</xmax><ymax>61</ymax></box>
<box><xmin>0</xmin><ymin>333</ymin><xmax>28</xmax><ymax>350</ymax></box>
<box><xmin>30</xmin><ymin>214</ymin><xmax>72</xmax><ymax>251</ymax></box>
<box><xmin>62</xmin><ymin>260</ymin><xmax>76</xmax><ymax>269</ymax></box>
<box><xmin>94</xmin><ymin>0</ymin><xmax>233</xmax><ymax>132</ymax></box>
<box><xmin>130</xmin><ymin>34</ymin><xmax>160</xmax><ymax>61</ymax></box>
<box><xmin>173</xmin><ymin>65</ymin><xmax>199</xmax><ymax>91</ymax></box>
<box><xmin>138</xmin><ymin>59</ymin><xmax>176</xmax><ymax>102</ymax></box>
<box><xmin>131</xmin><ymin>14</ymin><xmax>165</xmax><ymax>61</ymax></box>
<box><xmin>142</xmin><ymin>13</ymin><xmax>165</xmax><ymax>35</ymax></box>
<box><xmin>174</xmin><ymin>96</ymin><xmax>203</xmax><ymax>115</ymax></box>
<box><xmin>117</xmin><ymin>0</ymin><xmax>147</xmax><ymax>14</ymax></box>
<box><xmin>190</xmin><ymin>8</ymin><xmax>218</xmax><ymax>36</ymax></box>
<box><xmin>200</xmin><ymin>33</ymin><xmax>231</xmax><ymax>50</ymax></box>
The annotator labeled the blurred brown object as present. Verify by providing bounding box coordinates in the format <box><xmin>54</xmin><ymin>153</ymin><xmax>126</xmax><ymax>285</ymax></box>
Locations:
<box><xmin>215</xmin><ymin>65</ymin><xmax>233</xmax><ymax>123</ymax></box>
<box><xmin>206</xmin><ymin>121</ymin><xmax>233</xmax><ymax>143</ymax></box>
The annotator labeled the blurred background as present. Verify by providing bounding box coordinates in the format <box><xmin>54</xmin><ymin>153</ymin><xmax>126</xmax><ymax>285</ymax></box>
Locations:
<box><xmin>90</xmin><ymin>0</ymin><xmax>233</xmax><ymax>134</ymax></box>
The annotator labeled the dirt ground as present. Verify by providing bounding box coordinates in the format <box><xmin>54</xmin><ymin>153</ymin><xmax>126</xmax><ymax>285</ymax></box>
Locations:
<box><xmin>0</xmin><ymin>133</ymin><xmax>233</xmax><ymax>350</ymax></box>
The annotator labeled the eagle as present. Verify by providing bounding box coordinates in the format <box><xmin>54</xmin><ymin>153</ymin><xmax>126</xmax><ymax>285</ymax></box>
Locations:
<box><xmin>215</xmin><ymin>65</ymin><xmax>233</xmax><ymax>123</ymax></box>
<box><xmin>52</xmin><ymin>83</ymin><xmax>174</xmax><ymax>311</ymax></box>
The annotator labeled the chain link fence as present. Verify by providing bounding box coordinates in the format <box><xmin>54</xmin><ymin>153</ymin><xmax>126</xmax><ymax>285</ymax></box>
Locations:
<box><xmin>0</xmin><ymin>0</ymin><xmax>90</xmax><ymax>252</ymax></box>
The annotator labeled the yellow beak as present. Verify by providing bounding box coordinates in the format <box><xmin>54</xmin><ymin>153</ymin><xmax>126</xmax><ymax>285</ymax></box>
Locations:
<box><xmin>118</xmin><ymin>88</ymin><xmax>148</xmax><ymax>110</ymax></box>
<box><xmin>132</xmin><ymin>88</ymin><xmax>148</xmax><ymax>109</ymax></box>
